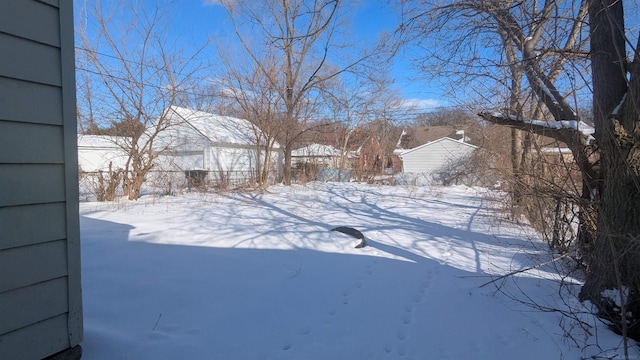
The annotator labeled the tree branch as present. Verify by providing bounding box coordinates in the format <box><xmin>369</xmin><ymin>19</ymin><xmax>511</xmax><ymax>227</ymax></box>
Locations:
<box><xmin>478</xmin><ymin>111</ymin><xmax>593</xmax><ymax>143</ymax></box>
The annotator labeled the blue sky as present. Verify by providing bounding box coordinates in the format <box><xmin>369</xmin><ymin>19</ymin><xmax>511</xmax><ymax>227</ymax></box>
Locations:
<box><xmin>76</xmin><ymin>0</ymin><xmax>640</xmax><ymax>120</ymax></box>
<box><xmin>149</xmin><ymin>0</ymin><xmax>446</xmax><ymax>111</ymax></box>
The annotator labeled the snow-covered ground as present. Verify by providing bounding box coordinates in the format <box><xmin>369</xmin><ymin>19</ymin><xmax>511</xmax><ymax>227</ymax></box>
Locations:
<box><xmin>79</xmin><ymin>182</ymin><xmax>632</xmax><ymax>359</ymax></box>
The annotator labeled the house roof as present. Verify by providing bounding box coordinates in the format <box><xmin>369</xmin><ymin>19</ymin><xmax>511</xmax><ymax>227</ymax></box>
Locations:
<box><xmin>166</xmin><ymin>106</ymin><xmax>270</xmax><ymax>147</ymax></box>
<box><xmin>292</xmin><ymin>143</ymin><xmax>342</xmax><ymax>157</ymax></box>
<box><xmin>77</xmin><ymin>135</ymin><xmax>129</xmax><ymax>148</ymax></box>
<box><xmin>398</xmin><ymin>137</ymin><xmax>478</xmax><ymax>157</ymax></box>
<box><xmin>400</xmin><ymin>126</ymin><xmax>465</xmax><ymax>149</ymax></box>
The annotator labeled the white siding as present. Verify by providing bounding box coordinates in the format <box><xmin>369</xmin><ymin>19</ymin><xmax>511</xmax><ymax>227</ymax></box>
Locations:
<box><xmin>154</xmin><ymin>107</ymin><xmax>283</xmax><ymax>179</ymax></box>
<box><xmin>77</xmin><ymin>136</ymin><xmax>130</xmax><ymax>172</ymax></box>
<box><xmin>156</xmin><ymin>151</ymin><xmax>205</xmax><ymax>171</ymax></box>
<box><xmin>401</xmin><ymin>137</ymin><xmax>476</xmax><ymax>174</ymax></box>
<box><xmin>208</xmin><ymin>146</ymin><xmax>256</xmax><ymax>172</ymax></box>
<box><xmin>0</xmin><ymin>1</ymin><xmax>82</xmax><ymax>359</ymax></box>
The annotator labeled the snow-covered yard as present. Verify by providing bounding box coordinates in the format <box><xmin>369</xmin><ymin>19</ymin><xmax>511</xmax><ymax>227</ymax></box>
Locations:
<box><xmin>80</xmin><ymin>182</ymin><xmax>631</xmax><ymax>359</ymax></box>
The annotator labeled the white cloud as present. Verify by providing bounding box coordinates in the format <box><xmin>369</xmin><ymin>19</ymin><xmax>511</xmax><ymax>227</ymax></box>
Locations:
<box><xmin>202</xmin><ymin>0</ymin><xmax>236</xmax><ymax>7</ymax></box>
<box><xmin>397</xmin><ymin>98</ymin><xmax>442</xmax><ymax>110</ymax></box>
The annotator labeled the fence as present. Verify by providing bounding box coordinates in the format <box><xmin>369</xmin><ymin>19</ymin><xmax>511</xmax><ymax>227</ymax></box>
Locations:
<box><xmin>394</xmin><ymin>172</ymin><xmax>434</xmax><ymax>186</ymax></box>
<box><xmin>316</xmin><ymin>168</ymin><xmax>351</xmax><ymax>182</ymax></box>
<box><xmin>79</xmin><ymin>169</ymin><xmax>269</xmax><ymax>200</ymax></box>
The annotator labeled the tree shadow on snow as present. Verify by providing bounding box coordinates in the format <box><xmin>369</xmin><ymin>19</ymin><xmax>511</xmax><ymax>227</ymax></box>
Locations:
<box><xmin>79</xmin><ymin>212</ymin><xmax>608</xmax><ymax>360</ymax></box>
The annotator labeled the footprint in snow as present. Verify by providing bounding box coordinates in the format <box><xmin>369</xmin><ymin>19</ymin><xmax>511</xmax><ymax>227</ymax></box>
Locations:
<box><xmin>396</xmin><ymin>344</ymin><xmax>408</xmax><ymax>357</ymax></box>
<box><xmin>403</xmin><ymin>304</ymin><xmax>414</xmax><ymax>313</ymax></box>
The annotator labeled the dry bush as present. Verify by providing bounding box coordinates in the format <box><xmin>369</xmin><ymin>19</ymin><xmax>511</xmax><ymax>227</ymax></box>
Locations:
<box><xmin>81</xmin><ymin>162</ymin><xmax>125</xmax><ymax>202</ymax></box>
<box><xmin>472</xmin><ymin>126</ymin><xmax>583</xmax><ymax>256</ymax></box>
<box><xmin>148</xmin><ymin>170</ymin><xmax>186</xmax><ymax>197</ymax></box>
<box><xmin>292</xmin><ymin>162</ymin><xmax>319</xmax><ymax>184</ymax></box>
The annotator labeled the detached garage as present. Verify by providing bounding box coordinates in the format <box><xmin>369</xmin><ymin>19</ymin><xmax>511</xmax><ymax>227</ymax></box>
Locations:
<box><xmin>77</xmin><ymin>135</ymin><xmax>129</xmax><ymax>173</ymax></box>
<box><xmin>399</xmin><ymin>137</ymin><xmax>477</xmax><ymax>174</ymax></box>
<box><xmin>154</xmin><ymin>106</ymin><xmax>281</xmax><ymax>184</ymax></box>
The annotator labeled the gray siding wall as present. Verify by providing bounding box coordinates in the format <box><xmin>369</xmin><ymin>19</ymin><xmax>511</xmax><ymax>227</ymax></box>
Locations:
<box><xmin>0</xmin><ymin>1</ymin><xmax>83</xmax><ymax>359</ymax></box>
<box><xmin>402</xmin><ymin>138</ymin><xmax>476</xmax><ymax>173</ymax></box>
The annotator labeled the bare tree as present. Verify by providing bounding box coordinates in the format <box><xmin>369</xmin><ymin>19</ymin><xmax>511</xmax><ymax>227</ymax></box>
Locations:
<box><xmin>400</xmin><ymin>0</ymin><xmax>640</xmax><ymax>347</ymax></box>
<box><xmin>322</xmin><ymin>73</ymin><xmax>400</xmax><ymax>169</ymax></box>
<box><xmin>217</xmin><ymin>0</ymin><xmax>381</xmax><ymax>185</ymax></box>
<box><xmin>76</xmin><ymin>0</ymin><xmax>210</xmax><ymax>199</ymax></box>
<box><xmin>216</xmin><ymin>48</ymin><xmax>285</xmax><ymax>186</ymax></box>
<box><xmin>412</xmin><ymin>108</ymin><xmax>477</xmax><ymax>127</ymax></box>
<box><xmin>399</xmin><ymin>0</ymin><xmax>590</xmax><ymax>209</ymax></box>
<box><xmin>579</xmin><ymin>0</ymin><xmax>640</xmax><ymax>347</ymax></box>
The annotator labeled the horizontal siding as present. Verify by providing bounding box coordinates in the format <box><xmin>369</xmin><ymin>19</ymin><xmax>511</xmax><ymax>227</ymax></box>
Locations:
<box><xmin>0</xmin><ymin>77</ymin><xmax>63</xmax><ymax>125</ymax></box>
<box><xmin>0</xmin><ymin>240</ymin><xmax>67</xmax><ymax>294</ymax></box>
<box><xmin>0</xmin><ymin>1</ymin><xmax>60</xmax><ymax>46</ymax></box>
<box><xmin>38</xmin><ymin>0</ymin><xmax>60</xmax><ymax>8</ymax></box>
<box><xmin>0</xmin><ymin>203</ymin><xmax>67</xmax><ymax>251</ymax></box>
<box><xmin>0</xmin><ymin>164</ymin><xmax>65</xmax><ymax>207</ymax></box>
<box><xmin>0</xmin><ymin>122</ymin><xmax>64</xmax><ymax>164</ymax></box>
<box><xmin>0</xmin><ymin>277</ymin><xmax>68</xmax><ymax>335</ymax></box>
<box><xmin>0</xmin><ymin>32</ymin><xmax>61</xmax><ymax>86</ymax></box>
<box><xmin>0</xmin><ymin>313</ymin><xmax>69</xmax><ymax>360</ymax></box>
<box><xmin>0</xmin><ymin>0</ymin><xmax>81</xmax><ymax>357</ymax></box>
<box><xmin>403</xmin><ymin>140</ymin><xmax>475</xmax><ymax>173</ymax></box>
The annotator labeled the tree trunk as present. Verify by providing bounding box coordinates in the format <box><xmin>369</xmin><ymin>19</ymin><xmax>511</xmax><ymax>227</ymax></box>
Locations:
<box><xmin>580</xmin><ymin>0</ymin><xmax>640</xmax><ymax>340</ymax></box>
<box><xmin>283</xmin><ymin>146</ymin><xmax>292</xmax><ymax>185</ymax></box>
<box><xmin>510</xmin><ymin>128</ymin><xmax>524</xmax><ymax>206</ymax></box>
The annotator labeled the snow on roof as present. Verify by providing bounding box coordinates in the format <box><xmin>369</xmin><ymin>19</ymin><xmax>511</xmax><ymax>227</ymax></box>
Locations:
<box><xmin>77</xmin><ymin>134</ymin><xmax>129</xmax><ymax>148</ymax></box>
<box><xmin>292</xmin><ymin>143</ymin><xmax>342</xmax><ymax>157</ymax></box>
<box><xmin>167</xmin><ymin>106</ymin><xmax>263</xmax><ymax>146</ymax></box>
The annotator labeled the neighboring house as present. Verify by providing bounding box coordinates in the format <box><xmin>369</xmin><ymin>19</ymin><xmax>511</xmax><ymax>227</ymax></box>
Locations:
<box><xmin>399</xmin><ymin>137</ymin><xmax>478</xmax><ymax>174</ymax></box>
<box><xmin>0</xmin><ymin>1</ymin><xmax>83</xmax><ymax>359</ymax></box>
<box><xmin>77</xmin><ymin>135</ymin><xmax>130</xmax><ymax>173</ymax></box>
<box><xmin>291</xmin><ymin>143</ymin><xmax>343</xmax><ymax>168</ymax></box>
<box><xmin>154</xmin><ymin>106</ymin><xmax>282</xmax><ymax>183</ymax></box>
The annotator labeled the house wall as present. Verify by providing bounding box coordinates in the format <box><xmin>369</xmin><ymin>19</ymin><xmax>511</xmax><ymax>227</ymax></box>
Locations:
<box><xmin>77</xmin><ymin>136</ymin><xmax>130</xmax><ymax>173</ymax></box>
<box><xmin>207</xmin><ymin>145</ymin><xmax>265</xmax><ymax>178</ymax></box>
<box><xmin>401</xmin><ymin>138</ymin><xmax>476</xmax><ymax>174</ymax></box>
<box><xmin>156</xmin><ymin>151</ymin><xmax>205</xmax><ymax>172</ymax></box>
<box><xmin>0</xmin><ymin>1</ymin><xmax>83</xmax><ymax>359</ymax></box>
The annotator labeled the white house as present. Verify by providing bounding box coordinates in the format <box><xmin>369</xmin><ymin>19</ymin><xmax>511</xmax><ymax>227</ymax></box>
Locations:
<box><xmin>154</xmin><ymin>106</ymin><xmax>282</xmax><ymax>183</ymax></box>
<box><xmin>291</xmin><ymin>143</ymin><xmax>343</xmax><ymax>168</ymax></box>
<box><xmin>77</xmin><ymin>135</ymin><xmax>130</xmax><ymax>173</ymax></box>
<box><xmin>399</xmin><ymin>137</ymin><xmax>477</xmax><ymax>174</ymax></box>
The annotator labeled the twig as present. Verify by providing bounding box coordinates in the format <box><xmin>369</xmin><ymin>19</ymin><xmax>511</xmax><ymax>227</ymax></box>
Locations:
<box><xmin>479</xmin><ymin>252</ymin><xmax>571</xmax><ymax>288</ymax></box>
<box><xmin>152</xmin><ymin>313</ymin><xmax>162</xmax><ymax>331</ymax></box>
